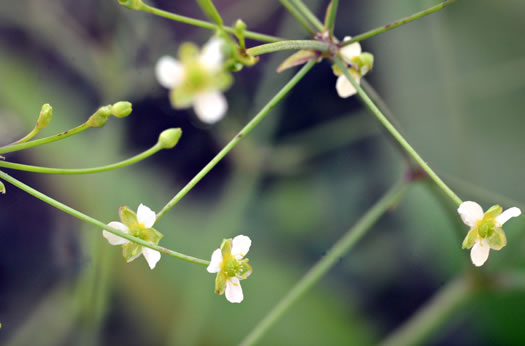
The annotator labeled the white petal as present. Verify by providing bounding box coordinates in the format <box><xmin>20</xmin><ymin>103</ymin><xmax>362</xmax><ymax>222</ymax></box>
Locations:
<box><xmin>103</xmin><ymin>222</ymin><xmax>130</xmax><ymax>245</ymax></box>
<box><xmin>496</xmin><ymin>207</ymin><xmax>521</xmax><ymax>226</ymax></box>
<box><xmin>155</xmin><ymin>55</ymin><xmax>185</xmax><ymax>89</ymax></box>
<box><xmin>142</xmin><ymin>247</ymin><xmax>161</xmax><ymax>269</ymax></box>
<box><xmin>340</xmin><ymin>36</ymin><xmax>362</xmax><ymax>64</ymax></box>
<box><xmin>231</xmin><ymin>235</ymin><xmax>252</xmax><ymax>259</ymax></box>
<box><xmin>336</xmin><ymin>74</ymin><xmax>359</xmax><ymax>98</ymax></box>
<box><xmin>207</xmin><ymin>248</ymin><xmax>223</xmax><ymax>273</ymax></box>
<box><xmin>137</xmin><ymin>204</ymin><xmax>156</xmax><ymax>228</ymax></box>
<box><xmin>199</xmin><ymin>38</ymin><xmax>224</xmax><ymax>72</ymax></box>
<box><xmin>193</xmin><ymin>90</ymin><xmax>227</xmax><ymax>124</ymax></box>
<box><xmin>470</xmin><ymin>239</ymin><xmax>490</xmax><ymax>267</ymax></box>
<box><xmin>225</xmin><ymin>277</ymin><xmax>244</xmax><ymax>303</ymax></box>
<box><xmin>457</xmin><ymin>201</ymin><xmax>484</xmax><ymax>227</ymax></box>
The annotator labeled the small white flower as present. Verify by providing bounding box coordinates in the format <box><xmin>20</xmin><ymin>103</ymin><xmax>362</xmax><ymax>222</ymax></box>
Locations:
<box><xmin>103</xmin><ymin>204</ymin><xmax>163</xmax><ymax>269</ymax></box>
<box><xmin>207</xmin><ymin>235</ymin><xmax>252</xmax><ymax>303</ymax></box>
<box><xmin>156</xmin><ymin>37</ymin><xmax>232</xmax><ymax>124</ymax></box>
<box><xmin>458</xmin><ymin>201</ymin><xmax>521</xmax><ymax>267</ymax></box>
<box><xmin>334</xmin><ymin>36</ymin><xmax>374</xmax><ymax>99</ymax></box>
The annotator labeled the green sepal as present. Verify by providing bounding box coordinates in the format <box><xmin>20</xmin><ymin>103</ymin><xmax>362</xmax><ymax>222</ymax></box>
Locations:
<box><xmin>215</xmin><ymin>272</ymin><xmax>227</xmax><ymax>294</ymax></box>
<box><xmin>142</xmin><ymin>227</ymin><xmax>163</xmax><ymax>244</ymax></box>
<box><xmin>484</xmin><ymin>205</ymin><xmax>502</xmax><ymax>220</ymax></box>
<box><xmin>213</xmin><ymin>71</ymin><xmax>233</xmax><ymax>91</ymax></box>
<box><xmin>170</xmin><ymin>88</ymin><xmax>194</xmax><ymax>109</ymax></box>
<box><xmin>462</xmin><ymin>228</ymin><xmax>478</xmax><ymax>249</ymax></box>
<box><xmin>0</xmin><ymin>181</ymin><xmax>5</xmax><ymax>194</ymax></box>
<box><xmin>122</xmin><ymin>242</ymin><xmax>142</xmax><ymax>262</ymax></box>
<box><xmin>277</xmin><ymin>50</ymin><xmax>317</xmax><ymax>73</ymax></box>
<box><xmin>196</xmin><ymin>0</ymin><xmax>224</xmax><ymax>27</ymax></box>
<box><xmin>179</xmin><ymin>43</ymin><xmax>200</xmax><ymax>63</ymax></box>
<box><xmin>220</xmin><ymin>238</ymin><xmax>233</xmax><ymax>260</ymax></box>
<box><xmin>119</xmin><ymin>206</ymin><xmax>138</xmax><ymax>226</ymax></box>
<box><xmin>331</xmin><ymin>64</ymin><xmax>343</xmax><ymax>76</ymax></box>
<box><xmin>487</xmin><ymin>227</ymin><xmax>507</xmax><ymax>250</ymax></box>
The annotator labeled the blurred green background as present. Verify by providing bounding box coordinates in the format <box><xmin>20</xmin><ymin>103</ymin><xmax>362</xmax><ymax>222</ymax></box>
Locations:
<box><xmin>1</xmin><ymin>0</ymin><xmax>524</xmax><ymax>345</ymax></box>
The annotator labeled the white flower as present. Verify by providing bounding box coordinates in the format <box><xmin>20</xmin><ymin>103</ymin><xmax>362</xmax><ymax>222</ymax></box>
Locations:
<box><xmin>103</xmin><ymin>204</ymin><xmax>163</xmax><ymax>269</ymax></box>
<box><xmin>335</xmin><ymin>36</ymin><xmax>374</xmax><ymax>99</ymax></box>
<box><xmin>156</xmin><ymin>37</ymin><xmax>232</xmax><ymax>124</ymax></box>
<box><xmin>458</xmin><ymin>201</ymin><xmax>521</xmax><ymax>267</ymax></box>
<box><xmin>207</xmin><ymin>235</ymin><xmax>252</xmax><ymax>303</ymax></box>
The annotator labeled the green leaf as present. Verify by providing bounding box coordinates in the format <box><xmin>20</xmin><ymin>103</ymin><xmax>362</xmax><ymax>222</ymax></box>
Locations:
<box><xmin>462</xmin><ymin>228</ymin><xmax>478</xmax><ymax>249</ymax></box>
<box><xmin>196</xmin><ymin>0</ymin><xmax>223</xmax><ymax>26</ymax></box>
<box><xmin>487</xmin><ymin>227</ymin><xmax>507</xmax><ymax>251</ymax></box>
<box><xmin>277</xmin><ymin>50</ymin><xmax>317</xmax><ymax>73</ymax></box>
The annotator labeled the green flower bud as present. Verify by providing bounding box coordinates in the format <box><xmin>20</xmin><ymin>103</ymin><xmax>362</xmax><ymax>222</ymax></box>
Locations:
<box><xmin>118</xmin><ymin>0</ymin><xmax>143</xmax><ymax>10</ymax></box>
<box><xmin>234</xmin><ymin>19</ymin><xmax>247</xmax><ymax>34</ymax></box>
<box><xmin>111</xmin><ymin>101</ymin><xmax>132</xmax><ymax>118</ymax></box>
<box><xmin>158</xmin><ymin>128</ymin><xmax>182</xmax><ymax>149</ymax></box>
<box><xmin>36</xmin><ymin>104</ymin><xmax>53</xmax><ymax>130</ymax></box>
<box><xmin>87</xmin><ymin>106</ymin><xmax>112</xmax><ymax>128</ymax></box>
<box><xmin>0</xmin><ymin>181</ymin><xmax>5</xmax><ymax>194</ymax></box>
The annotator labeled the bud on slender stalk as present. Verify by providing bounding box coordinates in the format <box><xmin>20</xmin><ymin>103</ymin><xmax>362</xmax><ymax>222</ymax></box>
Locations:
<box><xmin>158</xmin><ymin>128</ymin><xmax>182</xmax><ymax>149</ymax></box>
<box><xmin>117</xmin><ymin>0</ymin><xmax>143</xmax><ymax>10</ymax></box>
<box><xmin>36</xmin><ymin>104</ymin><xmax>53</xmax><ymax>130</ymax></box>
<box><xmin>87</xmin><ymin>106</ymin><xmax>112</xmax><ymax>128</ymax></box>
<box><xmin>111</xmin><ymin>101</ymin><xmax>133</xmax><ymax>118</ymax></box>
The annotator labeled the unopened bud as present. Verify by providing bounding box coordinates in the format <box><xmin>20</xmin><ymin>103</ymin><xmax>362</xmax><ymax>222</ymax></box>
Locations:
<box><xmin>158</xmin><ymin>128</ymin><xmax>182</xmax><ymax>149</ymax></box>
<box><xmin>118</xmin><ymin>0</ymin><xmax>143</xmax><ymax>10</ymax></box>
<box><xmin>36</xmin><ymin>104</ymin><xmax>53</xmax><ymax>130</ymax></box>
<box><xmin>0</xmin><ymin>181</ymin><xmax>5</xmax><ymax>194</ymax></box>
<box><xmin>111</xmin><ymin>101</ymin><xmax>132</xmax><ymax>118</ymax></box>
<box><xmin>234</xmin><ymin>19</ymin><xmax>247</xmax><ymax>35</ymax></box>
<box><xmin>87</xmin><ymin>106</ymin><xmax>112</xmax><ymax>128</ymax></box>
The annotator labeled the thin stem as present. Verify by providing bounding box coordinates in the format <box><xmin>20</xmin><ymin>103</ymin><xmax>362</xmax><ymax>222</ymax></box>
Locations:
<box><xmin>340</xmin><ymin>0</ymin><xmax>458</xmax><ymax>47</ymax></box>
<box><xmin>325</xmin><ymin>0</ymin><xmax>339</xmax><ymax>38</ymax></box>
<box><xmin>156</xmin><ymin>60</ymin><xmax>316</xmax><ymax>221</ymax></box>
<box><xmin>9</xmin><ymin>127</ymin><xmax>40</xmax><ymax>146</ymax></box>
<box><xmin>280</xmin><ymin>0</ymin><xmax>316</xmax><ymax>35</ymax></box>
<box><xmin>139</xmin><ymin>2</ymin><xmax>281</xmax><ymax>43</ymax></box>
<box><xmin>0</xmin><ymin>171</ymin><xmax>209</xmax><ymax>266</ymax></box>
<box><xmin>290</xmin><ymin>0</ymin><xmax>324</xmax><ymax>32</ymax></box>
<box><xmin>247</xmin><ymin>40</ymin><xmax>329</xmax><ymax>56</ymax></box>
<box><xmin>379</xmin><ymin>276</ymin><xmax>472</xmax><ymax>346</ymax></box>
<box><xmin>0</xmin><ymin>123</ymin><xmax>90</xmax><ymax>155</ymax></box>
<box><xmin>0</xmin><ymin>143</ymin><xmax>162</xmax><ymax>174</ymax></box>
<box><xmin>240</xmin><ymin>181</ymin><xmax>409</xmax><ymax>346</ymax></box>
<box><xmin>334</xmin><ymin>57</ymin><xmax>462</xmax><ymax>206</ymax></box>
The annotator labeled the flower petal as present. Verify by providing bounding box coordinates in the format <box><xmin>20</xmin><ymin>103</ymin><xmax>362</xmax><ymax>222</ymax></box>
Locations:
<box><xmin>225</xmin><ymin>277</ymin><xmax>244</xmax><ymax>303</ymax></box>
<box><xmin>231</xmin><ymin>235</ymin><xmax>252</xmax><ymax>259</ymax></box>
<box><xmin>457</xmin><ymin>201</ymin><xmax>484</xmax><ymax>227</ymax></box>
<box><xmin>199</xmin><ymin>38</ymin><xmax>224</xmax><ymax>72</ymax></box>
<box><xmin>207</xmin><ymin>248</ymin><xmax>223</xmax><ymax>273</ymax></box>
<box><xmin>340</xmin><ymin>36</ymin><xmax>362</xmax><ymax>64</ymax></box>
<box><xmin>155</xmin><ymin>55</ymin><xmax>185</xmax><ymax>89</ymax></box>
<box><xmin>142</xmin><ymin>247</ymin><xmax>161</xmax><ymax>269</ymax></box>
<box><xmin>103</xmin><ymin>222</ymin><xmax>130</xmax><ymax>245</ymax></box>
<box><xmin>193</xmin><ymin>90</ymin><xmax>227</xmax><ymax>124</ymax></box>
<box><xmin>470</xmin><ymin>239</ymin><xmax>490</xmax><ymax>267</ymax></box>
<box><xmin>137</xmin><ymin>204</ymin><xmax>156</xmax><ymax>228</ymax></box>
<box><xmin>336</xmin><ymin>73</ymin><xmax>360</xmax><ymax>98</ymax></box>
<box><xmin>495</xmin><ymin>207</ymin><xmax>521</xmax><ymax>226</ymax></box>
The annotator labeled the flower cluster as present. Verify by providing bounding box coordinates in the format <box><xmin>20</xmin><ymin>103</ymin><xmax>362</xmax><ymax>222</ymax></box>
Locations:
<box><xmin>458</xmin><ymin>201</ymin><xmax>521</xmax><ymax>266</ymax></box>
<box><xmin>156</xmin><ymin>37</ymin><xmax>233</xmax><ymax>124</ymax></box>
<box><xmin>333</xmin><ymin>36</ymin><xmax>374</xmax><ymax>98</ymax></box>
<box><xmin>102</xmin><ymin>204</ymin><xmax>163</xmax><ymax>269</ymax></box>
<box><xmin>207</xmin><ymin>235</ymin><xmax>252</xmax><ymax>303</ymax></box>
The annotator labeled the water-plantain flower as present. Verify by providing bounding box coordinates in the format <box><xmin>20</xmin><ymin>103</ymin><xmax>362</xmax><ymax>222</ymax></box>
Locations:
<box><xmin>103</xmin><ymin>204</ymin><xmax>163</xmax><ymax>269</ymax></box>
<box><xmin>458</xmin><ymin>201</ymin><xmax>521</xmax><ymax>266</ymax></box>
<box><xmin>156</xmin><ymin>37</ymin><xmax>233</xmax><ymax>124</ymax></box>
<box><xmin>333</xmin><ymin>36</ymin><xmax>374</xmax><ymax>98</ymax></box>
<box><xmin>207</xmin><ymin>235</ymin><xmax>252</xmax><ymax>303</ymax></box>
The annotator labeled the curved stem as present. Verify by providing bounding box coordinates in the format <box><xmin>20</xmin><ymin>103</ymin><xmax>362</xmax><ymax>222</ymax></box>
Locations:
<box><xmin>240</xmin><ymin>181</ymin><xmax>409</xmax><ymax>346</ymax></box>
<box><xmin>334</xmin><ymin>57</ymin><xmax>462</xmax><ymax>206</ymax></box>
<box><xmin>0</xmin><ymin>170</ymin><xmax>209</xmax><ymax>266</ymax></box>
<box><xmin>0</xmin><ymin>143</ymin><xmax>162</xmax><ymax>174</ymax></box>
<box><xmin>9</xmin><ymin>127</ymin><xmax>40</xmax><ymax>146</ymax></box>
<box><xmin>291</xmin><ymin>0</ymin><xmax>324</xmax><ymax>32</ymax></box>
<box><xmin>156</xmin><ymin>60</ymin><xmax>316</xmax><ymax>221</ymax></box>
<box><xmin>140</xmin><ymin>2</ymin><xmax>281</xmax><ymax>43</ymax></box>
<box><xmin>247</xmin><ymin>40</ymin><xmax>329</xmax><ymax>56</ymax></box>
<box><xmin>0</xmin><ymin>123</ymin><xmax>90</xmax><ymax>155</ymax></box>
<box><xmin>340</xmin><ymin>0</ymin><xmax>458</xmax><ymax>47</ymax></box>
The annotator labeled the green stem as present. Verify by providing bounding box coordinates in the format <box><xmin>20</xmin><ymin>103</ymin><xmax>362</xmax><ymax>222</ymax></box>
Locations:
<box><xmin>156</xmin><ymin>60</ymin><xmax>316</xmax><ymax>221</ymax></box>
<box><xmin>247</xmin><ymin>40</ymin><xmax>329</xmax><ymax>56</ymax></box>
<box><xmin>0</xmin><ymin>170</ymin><xmax>209</xmax><ymax>266</ymax></box>
<box><xmin>0</xmin><ymin>123</ymin><xmax>90</xmax><ymax>155</ymax></box>
<box><xmin>325</xmin><ymin>0</ymin><xmax>339</xmax><ymax>38</ymax></box>
<box><xmin>0</xmin><ymin>143</ymin><xmax>162</xmax><ymax>174</ymax></box>
<box><xmin>379</xmin><ymin>276</ymin><xmax>472</xmax><ymax>346</ymax></box>
<box><xmin>9</xmin><ymin>127</ymin><xmax>40</xmax><ymax>146</ymax></box>
<box><xmin>340</xmin><ymin>0</ymin><xmax>458</xmax><ymax>47</ymax></box>
<box><xmin>140</xmin><ymin>2</ymin><xmax>281</xmax><ymax>43</ymax></box>
<box><xmin>280</xmin><ymin>0</ymin><xmax>316</xmax><ymax>35</ymax></box>
<box><xmin>290</xmin><ymin>0</ymin><xmax>324</xmax><ymax>32</ymax></box>
<box><xmin>334</xmin><ymin>57</ymin><xmax>462</xmax><ymax>206</ymax></box>
<box><xmin>240</xmin><ymin>181</ymin><xmax>409</xmax><ymax>346</ymax></box>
